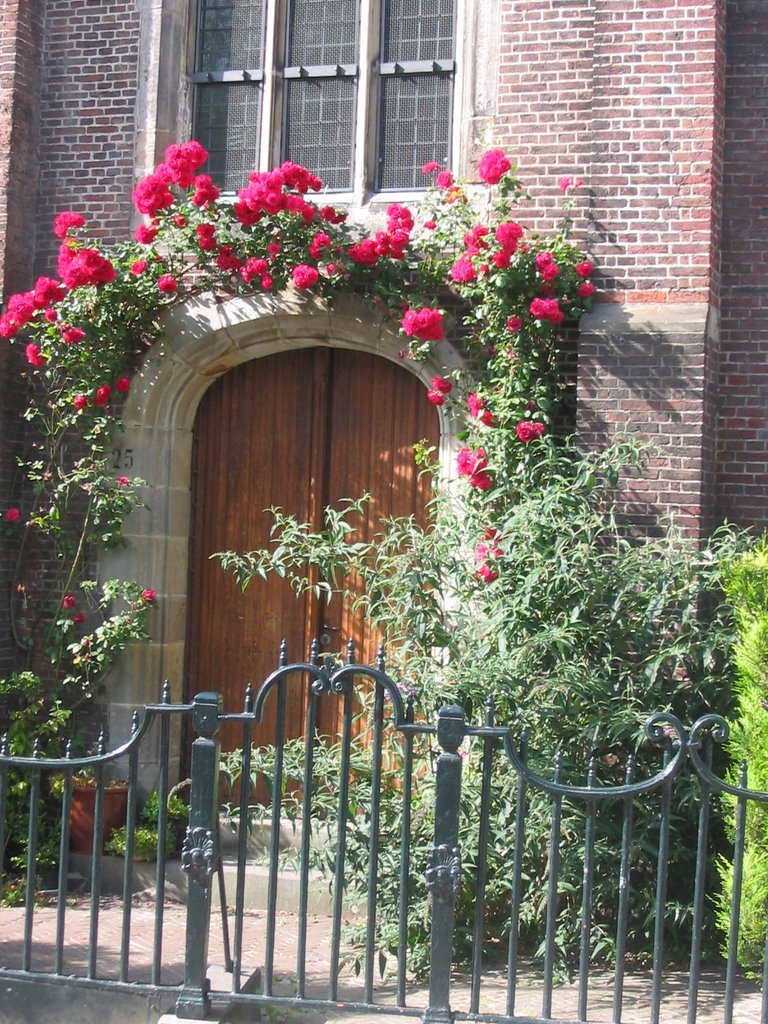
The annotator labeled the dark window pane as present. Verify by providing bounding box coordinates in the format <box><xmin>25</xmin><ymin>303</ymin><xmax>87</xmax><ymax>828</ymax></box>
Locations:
<box><xmin>382</xmin><ymin>0</ymin><xmax>454</xmax><ymax>62</ymax></box>
<box><xmin>284</xmin><ymin>78</ymin><xmax>355</xmax><ymax>189</ymax></box>
<box><xmin>377</xmin><ymin>74</ymin><xmax>451</xmax><ymax>190</ymax></box>
<box><xmin>196</xmin><ymin>0</ymin><xmax>264</xmax><ymax>71</ymax></box>
<box><xmin>286</xmin><ymin>0</ymin><xmax>357</xmax><ymax>66</ymax></box>
<box><xmin>194</xmin><ymin>84</ymin><xmax>261</xmax><ymax>191</ymax></box>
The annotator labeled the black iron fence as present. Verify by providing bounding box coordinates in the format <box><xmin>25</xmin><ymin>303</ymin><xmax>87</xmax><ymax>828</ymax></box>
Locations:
<box><xmin>0</xmin><ymin>646</ymin><xmax>766</xmax><ymax>1024</ymax></box>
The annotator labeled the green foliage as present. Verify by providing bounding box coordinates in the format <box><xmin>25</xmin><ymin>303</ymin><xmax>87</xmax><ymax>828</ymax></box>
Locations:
<box><xmin>716</xmin><ymin>535</ymin><xmax>768</xmax><ymax>974</ymax></box>
<box><xmin>217</xmin><ymin>452</ymin><xmax>743</xmax><ymax>975</ymax></box>
<box><xmin>105</xmin><ymin>790</ymin><xmax>188</xmax><ymax>860</ymax></box>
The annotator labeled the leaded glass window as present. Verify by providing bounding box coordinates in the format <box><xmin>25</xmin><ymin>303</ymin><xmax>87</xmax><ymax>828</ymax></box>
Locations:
<box><xmin>192</xmin><ymin>0</ymin><xmax>456</xmax><ymax>194</ymax></box>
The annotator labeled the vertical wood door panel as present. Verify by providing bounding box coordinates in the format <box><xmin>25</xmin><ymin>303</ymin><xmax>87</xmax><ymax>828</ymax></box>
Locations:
<box><xmin>185</xmin><ymin>347</ymin><xmax>438</xmax><ymax>747</ymax></box>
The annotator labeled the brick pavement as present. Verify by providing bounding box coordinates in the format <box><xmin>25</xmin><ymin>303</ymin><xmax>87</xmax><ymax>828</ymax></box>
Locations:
<box><xmin>0</xmin><ymin>896</ymin><xmax>762</xmax><ymax>1024</ymax></box>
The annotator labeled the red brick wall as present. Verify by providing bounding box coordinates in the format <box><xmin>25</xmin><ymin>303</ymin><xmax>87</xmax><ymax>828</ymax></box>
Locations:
<box><xmin>33</xmin><ymin>0</ymin><xmax>140</xmax><ymax>276</ymax></box>
<box><xmin>0</xmin><ymin>0</ymin><xmax>43</xmax><ymax>673</ymax></box>
<box><xmin>495</xmin><ymin>0</ymin><xmax>728</xmax><ymax>535</ymax></box>
<box><xmin>716</xmin><ymin>0</ymin><xmax>768</xmax><ymax>529</ymax></box>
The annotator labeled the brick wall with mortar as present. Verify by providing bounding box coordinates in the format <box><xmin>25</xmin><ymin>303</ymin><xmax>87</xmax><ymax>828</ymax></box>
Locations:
<box><xmin>32</xmin><ymin>0</ymin><xmax>141</xmax><ymax>277</ymax></box>
<box><xmin>717</xmin><ymin>0</ymin><xmax>768</xmax><ymax>529</ymax></box>
<box><xmin>494</xmin><ymin>0</ymin><xmax>731</xmax><ymax>535</ymax></box>
<box><xmin>0</xmin><ymin>0</ymin><xmax>44</xmax><ymax>673</ymax></box>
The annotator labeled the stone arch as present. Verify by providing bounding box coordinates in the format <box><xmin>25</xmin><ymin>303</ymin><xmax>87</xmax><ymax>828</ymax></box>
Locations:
<box><xmin>100</xmin><ymin>290</ymin><xmax>461</xmax><ymax>762</ymax></box>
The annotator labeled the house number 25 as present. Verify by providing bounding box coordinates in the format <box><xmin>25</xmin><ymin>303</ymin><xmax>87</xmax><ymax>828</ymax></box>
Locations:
<box><xmin>111</xmin><ymin>448</ymin><xmax>134</xmax><ymax>470</ymax></box>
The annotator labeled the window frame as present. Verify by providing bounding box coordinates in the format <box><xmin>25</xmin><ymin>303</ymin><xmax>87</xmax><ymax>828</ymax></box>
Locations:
<box><xmin>191</xmin><ymin>0</ymin><xmax>462</xmax><ymax>201</ymax></box>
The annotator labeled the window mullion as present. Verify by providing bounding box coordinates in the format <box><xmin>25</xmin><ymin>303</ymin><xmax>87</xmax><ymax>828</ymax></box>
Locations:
<box><xmin>261</xmin><ymin>0</ymin><xmax>281</xmax><ymax>169</ymax></box>
<box><xmin>355</xmin><ymin>0</ymin><xmax>376</xmax><ymax>199</ymax></box>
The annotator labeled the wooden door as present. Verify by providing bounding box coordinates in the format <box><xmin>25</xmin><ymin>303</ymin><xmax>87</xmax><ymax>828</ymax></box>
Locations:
<box><xmin>184</xmin><ymin>347</ymin><xmax>439</xmax><ymax>746</ymax></box>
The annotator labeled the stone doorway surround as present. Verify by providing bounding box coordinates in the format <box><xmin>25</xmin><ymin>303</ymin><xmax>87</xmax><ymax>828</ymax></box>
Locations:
<box><xmin>99</xmin><ymin>290</ymin><xmax>461</xmax><ymax>783</ymax></box>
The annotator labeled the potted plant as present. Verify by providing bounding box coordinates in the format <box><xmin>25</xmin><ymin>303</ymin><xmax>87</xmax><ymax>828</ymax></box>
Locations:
<box><xmin>67</xmin><ymin>773</ymin><xmax>129</xmax><ymax>854</ymax></box>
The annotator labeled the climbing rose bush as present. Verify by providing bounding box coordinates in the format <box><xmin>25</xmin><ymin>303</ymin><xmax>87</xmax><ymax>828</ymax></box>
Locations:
<box><xmin>0</xmin><ymin>138</ymin><xmax>594</xmax><ymax>707</ymax></box>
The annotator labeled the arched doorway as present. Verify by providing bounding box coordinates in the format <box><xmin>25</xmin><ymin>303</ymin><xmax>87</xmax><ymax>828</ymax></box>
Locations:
<box><xmin>184</xmin><ymin>346</ymin><xmax>440</xmax><ymax>742</ymax></box>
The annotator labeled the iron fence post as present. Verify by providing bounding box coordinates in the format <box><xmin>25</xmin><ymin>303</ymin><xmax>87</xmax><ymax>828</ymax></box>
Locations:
<box><xmin>424</xmin><ymin>704</ymin><xmax>466</xmax><ymax>1024</ymax></box>
<box><xmin>176</xmin><ymin>692</ymin><xmax>222</xmax><ymax>1020</ymax></box>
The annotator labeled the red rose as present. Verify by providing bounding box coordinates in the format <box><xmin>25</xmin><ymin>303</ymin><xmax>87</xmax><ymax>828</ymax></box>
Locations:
<box><xmin>348</xmin><ymin>239</ymin><xmax>379</xmax><ymax>266</ymax></box>
<box><xmin>529</xmin><ymin>297</ymin><xmax>564</xmax><ymax>325</ymax></box>
<box><xmin>477</xmin><ymin>148</ymin><xmax>512</xmax><ymax>185</ymax></box>
<box><xmin>192</xmin><ymin>174</ymin><xmax>220</xmax><ymax>207</ymax></box>
<box><xmin>157</xmin><ymin>274</ymin><xmax>178</xmax><ymax>294</ymax></box>
<box><xmin>495</xmin><ymin>221</ymin><xmax>523</xmax><ymax>251</ymax></box>
<box><xmin>94</xmin><ymin>385</ymin><xmax>112</xmax><ymax>406</ymax></box>
<box><xmin>309</xmin><ymin>232</ymin><xmax>331</xmax><ymax>259</ymax></box>
<box><xmin>54</xmin><ymin>211</ymin><xmax>85</xmax><ymax>238</ymax></box>
<box><xmin>516</xmin><ymin>420</ymin><xmax>546</xmax><ymax>443</ymax></box>
<box><xmin>402</xmin><ymin>307</ymin><xmax>444</xmax><ymax>342</ymax></box>
<box><xmin>132</xmin><ymin>168</ymin><xmax>175</xmax><ymax>216</ymax></box>
<box><xmin>431</xmin><ymin>376</ymin><xmax>452</xmax><ymax>395</ymax></box>
<box><xmin>114</xmin><ymin>377</ymin><xmax>131</xmax><ymax>394</ymax></box>
<box><xmin>62</xmin><ymin>326</ymin><xmax>85</xmax><ymax>345</ymax></box>
<box><xmin>72</xmin><ymin>613</ymin><xmax>85</xmax><ymax>625</ymax></box>
<box><xmin>63</xmin><ymin>594</ymin><xmax>76</xmax><ymax>610</ymax></box>
<box><xmin>457</xmin><ymin>447</ymin><xmax>492</xmax><ymax>489</ymax></box>
<box><xmin>134</xmin><ymin>222</ymin><xmax>159</xmax><ymax>245</ymax></box>
<box><xmin>5</xmin><ymin>507</ymin><xmax>20</xmax><ymax>523</ymax></box>
<box><xmin>196</xmin><ymin>224</ymin><xmax>217</xmax><ymax>251</ymax></box>
<box><xmin>427</xmin><ymin>389</ymin><xmax>446</xmax><ymax>406</ymax></box>
<box><xmin>450</xmin><ymin>257</ymin><xmax>477</xmax><ymax>283</ymax></box>
<box><xmin>131</xmin><ymin>260</ymin><xmax>148</xmax><ymax>275</ymax></box>
<box><xmin>291</xmin><ymin>264</ymin><xmax>319</xmax><ymax>289</ymax></box>
<box><xmin>25</xmin><ymin>343</ymin><xmax>46</xmax><ymax>367</ymax></box>
<box><xmin>576</xmin><ymin>260</ymin><xmax>594</xmax><ymax>278</ymax></box>
<box><xmin>141</xmin><ymin>589</ymin><xmax>157</xmax><ymax>603</ymax></box>
<box><xmin>578</xmin><ymin>281</ymin><xmax>595</xmax><ymax>298</ymax></box>
<box><xmin>506</xmin><ymin>316</ymin><xmax>523</xmax><ymax>333</ymax></box>
<box><xmin>117</xmin><ymin>476</ymin><xmax>129</xmax><ymax>486</ymax></box>
<box><xmin>73</xmin><ymin>394</ymin><xmax>88</xmax><ymax>410</ymax></box>
<box><xmin>475</xmin><ymin>562</ymin><xmax>499</xmax><ymax>584</ymax></box>
<box><xmin>33</xmin><ymin>277</ymin><xmax>65</xmax><ymax>308</ymax></box>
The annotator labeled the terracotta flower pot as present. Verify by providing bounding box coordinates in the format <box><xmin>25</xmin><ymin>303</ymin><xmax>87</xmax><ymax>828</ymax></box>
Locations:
<box><xmin>69</xmin><ymin>783</ymin><xmax>129</xmax><ymax>854</ymax></box>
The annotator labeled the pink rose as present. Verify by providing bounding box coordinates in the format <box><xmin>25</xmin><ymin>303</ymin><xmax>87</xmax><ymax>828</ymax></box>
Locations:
<box><xmin>436</xmin><ymin>170</ymin><xmax>453</xmax><ymax>190</ymax></box>
<box><xmin>117</xmin><ymin>476</ymin><xmax>129</xmax><ymax>486</ymax></box>
<box><xmin>422</xmin><ymin>161</ymin><xmax>439</xmax><ymax>174</ymax></box>
<box><xmin>141</xmin><ymin>589</ymin><xmax>157</xmax><ymax>603</ymax></box>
